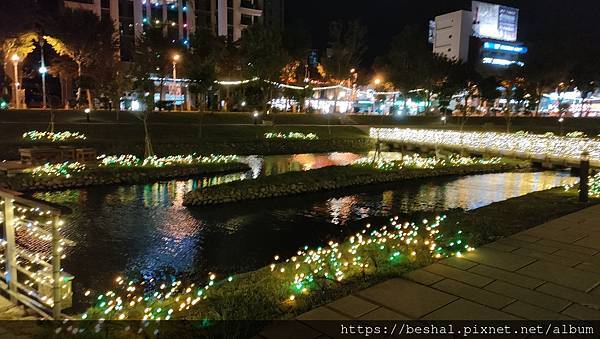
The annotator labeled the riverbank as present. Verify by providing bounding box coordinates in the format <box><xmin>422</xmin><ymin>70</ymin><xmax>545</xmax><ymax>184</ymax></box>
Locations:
<box><xmin>183</xmin><ymin>158</ymin><xmax>520</xmax><ymax>206</ymax></box>
<box><xmin>270</xmin><ymin>203</ymin><xmax>600</xmax><ymax>336</ymax></box>
<box><xmin>80</xmin><ymin>186</ymin><xmax>599</xmax><ymax>337</ymax></box>
<box><xmin>0</xmin><ymin>158</ymin><xmax>248</xmax><ymax>192</ymax></box>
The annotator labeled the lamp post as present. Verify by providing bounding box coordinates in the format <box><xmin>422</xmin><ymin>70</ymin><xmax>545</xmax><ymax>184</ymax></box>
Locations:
<box><xmin>558</xmin><ymin>117</ymin><xmax>565</xmax><ymax>137</ymax></box>
<box><xmin>39</xmin><ymin>39</ymin><xmax>48</xmax><ymax>109</ymax></box>
<box><xmin>172</xmin><ymin>54</ymin><xmax>180</xmax><ymax>80</ymax></box>
<box><xmin>172</xmin><ymin>54</ymin><xmax>180</xmax><ymax>110</ymax></box>
<box><xmin>11</xmin><ymin>54</ymin><xmax>20</xmax><ymax>109</ymax></box>
<box><xmin>253</xmin><ymin>111</ymin><xmax>259</xmax><ymax>140</ymax></box>
<box><xmin>84</xmin><ymin>108</ymin><xmax>91</xmax><ymax>122</ymax></box>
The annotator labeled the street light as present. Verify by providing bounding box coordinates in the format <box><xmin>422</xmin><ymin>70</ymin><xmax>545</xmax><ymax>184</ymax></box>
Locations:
<box><xmin>39</xmin><ymin>39</ymin><xmax>48</xmax><ymax>109</ymax></box>
<box><xmin>374</xmin><ymin>78</ymin><xmax>382</xmax><ymax>86</ymax></box>
<box><xmin>84</xmin><ymin>108</ymin><xmax>91</xmax><ymax>122</ymax></box>
<box><xmin>39</xmin><ymin>66</ymin><xmax>48</xmax><ymax>109</ymax></box>
<box><xmin>558</xmin><ymin>117</ymin><xmax>565</xmax><ymax>136</ymax></box>
<box><xmin>172</xmin><ymin>54</ymin><xmax>180</xmax><ymax>80</ymax></box>
<box><xmin>11</xmin><ymin>54</ymin><xmax>20</xmax><ymax>109</ymax></box>
<box><xmin>172</xmin><ymin>54</ymin><xmax>180</xmax><ymax>110</ymax></box>
<box><xmin>441</xmin><ymin>116</ymin><xmax>447</xmax><ymax>125</ymax></box>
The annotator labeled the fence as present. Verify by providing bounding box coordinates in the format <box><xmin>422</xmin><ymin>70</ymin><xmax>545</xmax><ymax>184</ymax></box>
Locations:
<box><xmin>0</xmin><ymin>188</ymin><xmax>74</xmax><ymax>319</ymax></box>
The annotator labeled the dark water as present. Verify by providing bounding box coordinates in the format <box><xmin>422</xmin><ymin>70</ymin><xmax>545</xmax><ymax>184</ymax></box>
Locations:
<box><xmin>31</xmin><ymin>153</ymin><xmax>577</xmax><ymax>303</ymax></box>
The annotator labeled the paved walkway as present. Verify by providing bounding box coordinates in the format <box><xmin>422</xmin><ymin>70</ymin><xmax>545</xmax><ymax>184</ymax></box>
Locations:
<box><xmin>259</xmin><ymin>204</ymin><xmax>600</xmax><ymax>338</ymax></box>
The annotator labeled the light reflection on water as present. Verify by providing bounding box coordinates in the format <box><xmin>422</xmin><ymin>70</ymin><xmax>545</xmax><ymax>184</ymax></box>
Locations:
<box><xmin>31</xmin><ymin>153</ymin><xmax>578</xmax><ymax>300</ymax></box>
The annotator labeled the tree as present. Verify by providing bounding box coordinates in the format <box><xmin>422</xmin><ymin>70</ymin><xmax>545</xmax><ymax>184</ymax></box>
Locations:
<box><xmin>320</xmin><ymin>21</ymin><xmax>366</xmax><ymax>113</ymax></box>
<box><xmin>45</xmin><ymin>9</ymin><xmax>116</xmax><ymax>109</ymax></box>
<box><xmin>523</xmin><ymin>41</ymin><xmax>569</xmax><ymax>116</ymax></box>
<box><xmin>130</xmin><ymin>27</ymin><xmax>175</xmax><ymax>158</ymax></box>
<box><xmin>186</xmin><ymin>30</ymin><xmax>224</xmax><ymax>113</ymax></box>
<box><xmin>321</xmin><ymin>21</ymin><xmax>366</xmax><ymax>81</ymax></box>
<box><xmin>47</xmin><ymin>55</ymin><xmax>77</xmax><ymax>108</ymax></box>
<box><xmin>477</xmin><ymin>76</ymin><xmax>500</xmax><ymax>115</ymax></box>
<box><xmin>384</xmin><ymin>26</ymin><xmax>460</xmax><ymax>115</ymax></box>
<box><xmin>239</xmin><ymin>24</ymin><xmax>288</xmax><ymax>112</ymax></box>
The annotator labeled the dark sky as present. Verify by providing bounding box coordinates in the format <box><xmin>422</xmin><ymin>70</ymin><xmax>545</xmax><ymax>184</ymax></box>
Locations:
<box><xmin>285</xmin><ymin>0</ymin><xmax>600</xmax><ymax>67</ymax></box>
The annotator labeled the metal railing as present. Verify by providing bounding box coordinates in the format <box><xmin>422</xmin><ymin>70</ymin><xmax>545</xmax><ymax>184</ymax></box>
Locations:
<box><xmin>0</xmin><ymin>188</ymin><xmax>74</xmax><ymax>319</ymax></box>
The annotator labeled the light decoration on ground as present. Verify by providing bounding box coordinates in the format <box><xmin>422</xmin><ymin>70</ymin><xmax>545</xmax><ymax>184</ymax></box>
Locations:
<box><xmin>23</xmin><ymin>131</ymin><xmax>86</xmax><ymax>142</ymax></box>
<box><xmin>371</xmin><ymin>128</ymin><xmax>600</xmax><ymax>167</ymax></box>
<box><xmin>30</xmin><ymin>162</ymin><xmax>86</xmax><ymax>178</ymax></box>
<box><xmin>80</xmin><ymin>215</ymin><xmax>471</xmax><ymax>323</ymax></box>
<box><xmin>566</xmin><ymin>131</ymin><xmax>587</xmax><ymax>138</ymax></box>
<box><xmin>97</xmin><ymin>154</ymin><xmax>239</xmax><ymax>168</ymax></box>
<box><xmin>28</xmin><ymin>155</ymin><xmax>239</xmax><ymax>179</ymax></box>
<box><xmin>353</xmin><ymin>154</ymin><xmax>501</xmax><ymax>171</ymax></box>
<box><xmin>264</xmin><ymin>132</ymin><xmax>319</xmax><ymax>140</ymax></box>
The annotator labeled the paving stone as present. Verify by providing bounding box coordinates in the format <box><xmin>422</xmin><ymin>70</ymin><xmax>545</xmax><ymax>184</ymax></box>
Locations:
<box><xmin>502</xmin><ymin>301</ymin><xmax>573</xmax><ymax>320</ymax></box>
<box><xmin>297</xmin><ymin>306</ymin><xmax>350</xmax><ymax>321</ymax></box>
<box><xmin>517</xmin><ymin>261</ymin><xmax>600</xmax><ymax>292</ymax></box>
<box><xmin>440</xmin><ymin>257</ymin><xmax>478</xmax><ymax>270</ymax></box>
<box><xmin>536</xmin><ymin>282</ymin><xmax>600</xmax><ymax>309</ymax></box>
<box><xmin>432</xmin><ymin>279</ymin><xmax>514</xmax><ymax>309</ymax></box>
<box><xmin>424</xmin><ymin>263</ymin><xmax>493</xmax><ymax>287</ymax></box>
<box><xmin>484</xmin><ymin>280</ymin><xmax>570</xmax><ymax>312</ymax></box>
<box><xmin>524</xmin><ymin>228</ymin><xmax>588</xmax><ymax>244</ymax></box>
<box><xmin>468</xmin><ymin>264</ymin><xmax>544</xmax><ymax>289</ymax></box>
<box><xmin>462</xmin><ymin>247</ymin><xmax>537</xmax><ymax>272</ymax></box>
<box><xmin>509</xmin><ymin>234</ymin><xmax>540</xmax><ymax>243</ymax></box>
<box><xmin>575</xmin><ymin>263</ymin><xmax>600</xmax><ymax>275</ymax></box>
<box><xmin>512</xmin><ymin>248</ymin><xmax>581</xmax><ymax>267</ymax></box>
<box><xmin>483</xmin><ymin>242</ymin><xmax>518</xmax><ymax>252</ymax></box>
<box><xmin>534</xmin><ymin>220</ymin><xmax>571</xmax><ymax>231</ymax></box>
<box><xmin>562</xmin><ymin>304</ymin><xmax>600</xmax><ymax>320</ymax></box>
<box><xmin>423</xmin><ymin>299</ymin><xmax>519</xmax><ymax>320</ymax></box>
<box><xmin>357</xmin><ymin>279</ymin><xmax>457</xmax><ymax>319</ymax></box>
<box><xmin>261</xmin><ymin>321</ymin><xmax>323</xmax><ymax>339</ymax></box>
<box><xmin>358</xmin><ymin>307</ymin><xmax>410</xmax><ymax>320</ymax></box>
<box><xmin>497</xmin><ymin>238</ymin><xmax>559</xmax><ymax>254</ymax></box>
<box><xmin>326</xmin><ymin>295</ymin><xmax>379</xmax><ymax>319</ymax></box>
<box><xmin>404</xmin><ymin>269</ymin><xmax>444</xmax><ymax>286</ymax></box>
<box><xmin>553</xmin><ymin>249</ymin><xmax>600</xmax><ymax>266</ymax></box>
<box><xmin>574</xmin><ymin>234</ymin><xmax>600</xmax><ymax>250</ymax></box>
<box><xmin>537</xmin><ymin>239</ymin><xmax>598</xmax><ymax>255</ymax></box>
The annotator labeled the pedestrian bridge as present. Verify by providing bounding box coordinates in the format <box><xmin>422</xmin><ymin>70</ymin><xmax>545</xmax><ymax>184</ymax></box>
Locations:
<box><xmin>371</xmin><ymin>128</ymin><xmax>600</xmax><ymax>169</ymax></box>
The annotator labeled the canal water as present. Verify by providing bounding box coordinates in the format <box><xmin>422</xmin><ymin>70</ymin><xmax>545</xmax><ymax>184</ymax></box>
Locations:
<box><xmin>32</xmin><ymin>152</ymin><xmax>577</xmax><ymax>306</ymax></box>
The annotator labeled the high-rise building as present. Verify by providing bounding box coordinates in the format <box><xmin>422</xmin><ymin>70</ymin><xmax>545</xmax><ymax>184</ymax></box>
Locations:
<box><xmin>63</xmin><ymin>0</ymin><xmax>196</xmax><ymax>60</ymax></box>
<box><xmin>429</xmin><ymin>1</ymin><xmax>526</xmax><ymax>73</ymax></box>
<box><xmin>432</xmin><ymin>10</ymin><xmax>472</xmax><ymax>62</ymax></box>
<box><xmin>195</xmin><ymin>0</ymin><xmax>284</xmax><ymax>41</ymax></box>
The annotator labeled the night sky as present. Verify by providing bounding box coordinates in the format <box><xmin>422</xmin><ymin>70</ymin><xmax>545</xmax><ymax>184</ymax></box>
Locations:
<box><xmin>285</xmin><ymin>0</ymin><xmax>600</xmax><ymax>67</ymax></box>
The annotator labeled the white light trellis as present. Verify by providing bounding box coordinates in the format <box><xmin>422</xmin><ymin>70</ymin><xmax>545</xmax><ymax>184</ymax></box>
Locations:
<box><xmin>371</xmin><ymin>128</ymin><xmax>600</xmax><ymax>168</ymax></box>
<box><xmin>0</xmin><ymin>188</ymin><xmax>75</xmax><ymax>320</ymax></box>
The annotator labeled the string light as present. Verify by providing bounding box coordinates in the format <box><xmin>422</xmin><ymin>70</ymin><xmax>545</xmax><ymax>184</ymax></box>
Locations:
<box><xmin>80</xmin><ymin>214</ymin><xmax>471</xmax><ymax>323</ymax></box>
<box><xmin>264</xmin><ymin>132</ymin><xmax>319</xmax><ymax>140</ymax></box>
<box><xmin>371</xmin><ymin>128</ymin><xmax>600</xmax><ymax>165</ymax></box>
<box><xmin>23</xmin><ymin>131</ymin><xmax>86</xmax><ymax>142</ymax></box>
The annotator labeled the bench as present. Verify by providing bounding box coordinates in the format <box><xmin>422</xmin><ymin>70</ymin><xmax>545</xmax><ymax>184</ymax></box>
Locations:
<box><xmin>75</xmin><ymin>148</ymin><xmax>97</xmax><ymax>163</ymax></box>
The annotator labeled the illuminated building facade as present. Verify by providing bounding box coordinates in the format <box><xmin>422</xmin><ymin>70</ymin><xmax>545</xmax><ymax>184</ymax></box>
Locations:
<box><xmin>63</xmin><ymin>0</ymin><xmax>196</xmax><ymax>61</ymax></box>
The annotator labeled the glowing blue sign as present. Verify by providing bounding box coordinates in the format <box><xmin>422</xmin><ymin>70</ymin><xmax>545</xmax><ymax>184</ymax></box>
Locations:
<box><xmin>483</xmin><ymin>42</ymin><xmax>527</xmax><ymax>54</ymax></box>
